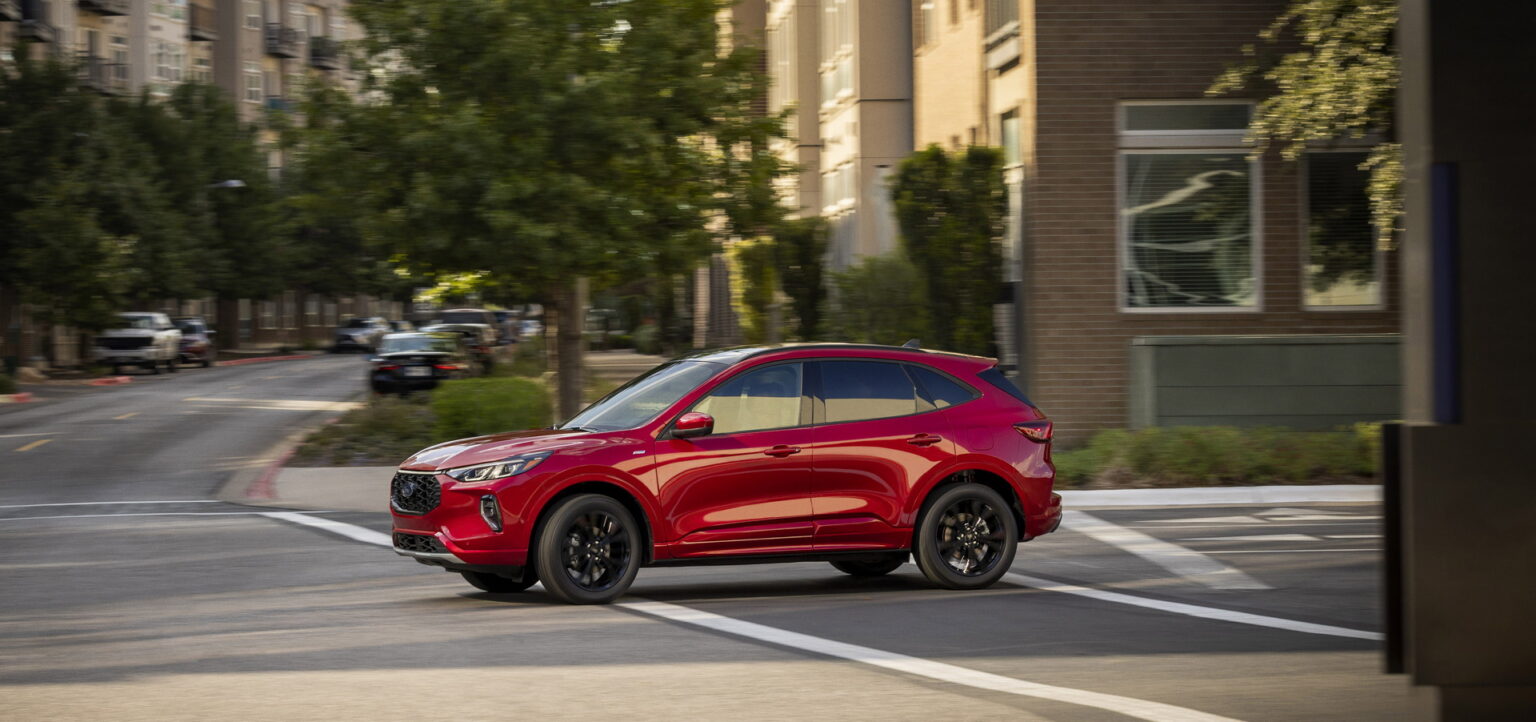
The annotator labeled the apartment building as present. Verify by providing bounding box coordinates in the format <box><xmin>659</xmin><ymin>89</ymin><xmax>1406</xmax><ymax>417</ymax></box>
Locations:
<box><xmin>905</xmin><ymin>0</ymin><xmax>1400</xmax><ymax>441</ymax></box>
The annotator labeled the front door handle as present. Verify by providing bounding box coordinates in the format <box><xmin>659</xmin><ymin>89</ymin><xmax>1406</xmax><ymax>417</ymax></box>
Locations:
<box><xmin>906</xmin><ymin>434</ymin><xmax>943</xmax><ymax>447</ymax></box>
<box><xmin>763</xmin><ymin>445</ymin><xmax>802</xmax><ymax>457</ymax></box>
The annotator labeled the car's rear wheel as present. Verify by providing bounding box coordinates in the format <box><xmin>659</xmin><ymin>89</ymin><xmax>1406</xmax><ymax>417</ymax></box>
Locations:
<box><xmin>460</xmin><ymin>570</ymin><xmax>535</xmax><ymax>594</ymax></box>
<box><xmin>913</xmin><ymin>484</ymin><xmax>1017</xmax><ymax>590</ymax></box>
<box><xmin>165</xmin><ymin>358</ymin><xmax>178</xmax><ymax>373</ymax></box>
<box><xmin>830</xmin><ymin>553</ymin><xmax>908</xmax><ymax>577</ymax></box>
<box><xmin>535</xmin><ymin>494</ymin><xmax>641</xmax><ymax>605</ymax></box>
<box><xmin>201</xmin><ymin>353</ymin><xmax>213</xmax><ymax>368</ymax></box>
<box><xmin>146</xmin><ymin>361</ymin><xmax>160</xmax><ymax>375</ymax></box>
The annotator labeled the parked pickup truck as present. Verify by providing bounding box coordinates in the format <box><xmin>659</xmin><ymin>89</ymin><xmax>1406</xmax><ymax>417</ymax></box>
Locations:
<box><xmin>93</xmin><ymin>312</ymin><xmax>183</xmax><ymax>375</ymax></box>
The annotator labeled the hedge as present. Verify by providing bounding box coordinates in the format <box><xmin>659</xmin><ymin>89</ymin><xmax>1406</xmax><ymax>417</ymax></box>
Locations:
<box><xmin>431</xmin><ymin>376</ymin><xmax>552</xmax><ymax>440</ymax></box>
<box><xmin>1052</xmin><ymin>424</ymin><xmax>1381</xmax><ymax>488</ymax></box>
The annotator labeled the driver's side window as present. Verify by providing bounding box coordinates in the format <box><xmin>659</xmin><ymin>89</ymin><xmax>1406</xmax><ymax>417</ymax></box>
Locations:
<box><xmin>692</xmin><ymin>363</ymin><xmax>803</xmax><ymax>435</ymax></box>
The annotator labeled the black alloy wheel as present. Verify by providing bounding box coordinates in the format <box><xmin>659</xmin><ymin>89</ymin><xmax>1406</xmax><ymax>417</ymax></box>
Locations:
<box><xmin>830</xmin><ymin>553</ymin><xmax>909</xmax><ymax>577</ymax></box>
<box><xmin>913</xmin><ymin>484</ymin><xmax>1018</xmax><ymax>590</ymax></box>
<box><xmin>461</xmin><ymin>570</ymin><xmax>535</xmax><ymax>594</ymax></box>
<box><xmin>535</xmin><ymin>494</ymin><xmax>641</xmax><ymax>604</ymax></box>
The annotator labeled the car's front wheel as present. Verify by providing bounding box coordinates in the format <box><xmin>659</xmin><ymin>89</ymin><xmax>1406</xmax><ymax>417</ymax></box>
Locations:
<box><xmin>830</xmin><ymin>553</ymin><xmax>908</xmax><ymax>577</ymax></box>
<box><xmin>460</xmin><ymin>570</ymin><xmax>535</xmax><ymax>594</ymax></box>
<box><xmin>535</xmin><ymin>494</ymin><xmax>641</xmax><ymax>604</ymax></box>
<box><xmin>913</xmin><ymin>484</ymin><xmax>1018</xmax><ymax>590</ymax></box>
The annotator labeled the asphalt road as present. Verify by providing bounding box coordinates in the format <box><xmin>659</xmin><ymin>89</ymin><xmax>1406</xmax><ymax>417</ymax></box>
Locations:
<box><xmin>0</xmin><ymin>359</ymin><xmax>1422</xmax><ymax>721</ymax></box>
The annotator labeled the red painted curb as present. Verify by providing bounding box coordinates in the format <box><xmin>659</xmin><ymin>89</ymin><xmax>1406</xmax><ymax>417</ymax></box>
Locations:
<box><xmin>0</xmin><ymin>392</ymin><xmax>34</xmax><ymax>404</ymax></box>
<box><xmin>217</xmin><ymin>354</ymin><xmax>316</xmax><ymax>368</ymax></box>
<box><xmin>245</xmin><ymin>446</ymin><xmax>298</xmax><ymax>501</ymax></box>
<box><xmin>88</xmin><ymin>376</ymin><xmax>133</xmax><ymax>386</ymax></box>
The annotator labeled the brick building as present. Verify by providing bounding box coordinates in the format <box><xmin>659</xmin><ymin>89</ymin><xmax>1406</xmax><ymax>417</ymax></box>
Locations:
<box><xmin>767</xmin><ymin>0</ymin><xmax>1400</xmax><ymax>442</ymax></box>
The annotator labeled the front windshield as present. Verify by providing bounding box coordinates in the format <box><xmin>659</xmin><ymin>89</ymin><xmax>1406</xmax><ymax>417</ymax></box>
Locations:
<box><xmin>559</xmin><ymin>361</ymin><xmax>721</xmax><ymax>432</ymax></box>
<box><xmin>117</xmin><ymin>314</ymin><xmax>157</xmax><ymax>330</ymax></box>
<box><xmin>380</xmin><ymin>336</ymin><xmax>457</xmax><ymax>354</ymax></box>
<box><xmin>439</xmin><ymin>311</ymin><xmax>486</xmax><ymax>325</ymax></box>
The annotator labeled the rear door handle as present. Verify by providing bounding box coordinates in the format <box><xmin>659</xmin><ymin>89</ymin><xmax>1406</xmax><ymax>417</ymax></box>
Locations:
<box><xmin>907</xmin><ymin>434</ymin><xmax>943</xmax><ymax>447</ymax></box>
<box><xmin>763</xmin><ymin>445</ymin><xmax>802</xmax><ymax>457</ymax></box>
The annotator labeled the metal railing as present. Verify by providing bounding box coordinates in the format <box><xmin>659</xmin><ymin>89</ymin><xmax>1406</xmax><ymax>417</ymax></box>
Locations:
<box><xmin>264</xmin><ymin>24</ymin><xmax>303</xmax><ymax>58</ymax></box>
<box><xmin>78</xmin><ymin>0</ymin><xmax>130</xmax><ymax>16</ymax></box>
<box><xmin>985</xmin><ymin>0</ymin><xmax>1019</xmax><ymax>37</ymax></box>
<box><xmin>309</xmin><ymin>36</ymin><xmax>344</xmax><ymax>70</ymax></box>
<box><xmin>189</xmin><ymin>2</ymin><xmax>217</xmax><ymax>42</ymax></box>
<box><xmin>19</xmin><ymin>0</ymin><xmax>55</xmax><ymax>43</ymax></box>
<box><xmin>1</xmin><ymin>0</ymin><xmax>23</xmax><ymax>22</ymax></box>
<box><xmin>78</xmin><ymin>54</ymin><xmax>128</xmax><ymax>95</ymax></box>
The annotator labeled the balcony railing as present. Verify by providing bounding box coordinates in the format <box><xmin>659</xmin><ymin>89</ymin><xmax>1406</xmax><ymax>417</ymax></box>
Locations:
<box><xmin>78</xmin><ymin>55</ymin><xmax>128</xmax><ymax>95</ymax></box>
<box><xmin>265</xmin><ymin>95</ymin><xmax>294</xmax><ymax>113</ymax></box>
<box><xmin>308</xmin><ymin>36</ymin><xmax>343</xmax><ymax>70</ymax></box>
<box><xmin>19</xmin><ymin>0</ymin><xmax>55</xmax><ymax>43</ymax></box>
<box><xmin>78</xmin><ymin>0</ymin><xmax>129</xmax><ymax>16</ymax></box>
<box><xmin>189</xmin><ymin>2</ymin><xmax>217</xmax><ymax>42</ymax></box>
<box><xmin>984</xmin><ymin>0</ymin><xmax>1020</xmax><ymax>37</ymax></box>
<box><xmin>1</xmin><ymin>0</ymin><xmax>22</xmax><ymax>23</ymax></box>
<box><xmin>265</xmin><ymin>24</ymin><xmax>302</xmax><ymax>58</ymax></box>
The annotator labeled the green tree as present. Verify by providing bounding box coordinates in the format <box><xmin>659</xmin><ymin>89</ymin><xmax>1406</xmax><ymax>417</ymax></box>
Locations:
<box><xmin>889</xmin><ymin>145</ymin><xmax>1006</xmax><ymax>356</ymax></box>
<box><xmin>341</xmin><ymin>0</ymin><xmax>787</xmax><ymax>417</ymax></box>
<box><xmin>772</xmin><ymin>217</ymin><xmax>827</xmax><ymax>341</ymax></box>
<box><xmin>829</xmin><ymin>253</ymin><xmax>929</xmax><ymax>347</ymax></box>
<box><xmin>1208</xmin><ymin>0</ymin><xmax>1399</xmax><ymax>256</ymax></box>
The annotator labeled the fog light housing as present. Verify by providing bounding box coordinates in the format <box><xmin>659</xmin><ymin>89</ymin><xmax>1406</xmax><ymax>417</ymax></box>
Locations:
<box><xmin>479</xmin><ymin>495</ymin><xmax>503</xmax><ymax>532</ymax></box>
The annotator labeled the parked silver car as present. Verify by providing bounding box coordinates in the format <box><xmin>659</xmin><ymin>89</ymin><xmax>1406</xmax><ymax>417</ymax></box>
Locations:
<box><xmin>333</xmin><ymin>317</ymin><xmax>390</xmax><ymax>352</ymax></box>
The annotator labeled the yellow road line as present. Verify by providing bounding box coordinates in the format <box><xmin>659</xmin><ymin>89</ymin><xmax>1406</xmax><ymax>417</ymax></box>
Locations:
<box><xmin>15</xmin><ymin>439</ymin><xmax>52</xmax><ymax>452</ymax></box>
<box><xmin>114</xmin><ymin>412</ymin><xmax>139</xmax><ymax>420</ymax></box>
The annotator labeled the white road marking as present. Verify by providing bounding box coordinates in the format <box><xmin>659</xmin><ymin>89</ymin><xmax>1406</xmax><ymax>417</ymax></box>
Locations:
<box><xmin>1262</xmin><ymin>514</ymin><xmax>1381</xmax><ymax>522</ymax></box>
<box><xmin>1064</xmin><ymin>511</ymin><xmax>1270</xmax><ymax>590</ymax></box>
<box><xmin>0</xmin><ymin>500</ymin><xmax>220</xmax><ymax>509</ymax></box>
<box><xmin>1201</xmin><ymin>548</ymin><xmax>1379</xmax><ymax>555</ymax></box>
<box><xmin>1178</xmin><ymin>534</ymin><xmax>1319</xmax><ymax>543</ymax></box>
<box><xmin>1325</xmin><ymin>534</ymin><xmax>1382</xmax><ymax>539</ymax></box>
<box><xmin>1003</xmin><ymin>572</ymin><xmax>1382</xmax><ymax>641</ymax></box>
<box><xmin>621</xmin><ymin>599</ymin><xmax>1240</xmax><ymax>722</ymax></box>
<box><xmin>184</xmin><ymin>397</ymin><xmax>363</xmax><ymax>411</ymax></box>
<box><xmin>1145</xmin><ymin>515</ymin><xmax>1268</xmax><ymax>525</ymax></box>
<box><xmin>261</xmin><ymin>511</ymin><xmax>393</xmax><ymax>546</ymax></box>
<box><xmin>0</xmin><ymin>512</ymin><xmax>299</xmax><ymax>522</ymax></box>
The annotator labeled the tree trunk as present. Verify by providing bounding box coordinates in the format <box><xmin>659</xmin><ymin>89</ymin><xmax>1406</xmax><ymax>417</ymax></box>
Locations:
<box><xmin>553</xmin><ymin>277</ymin><xmax>588</xmax><ymax>420</ymax></box>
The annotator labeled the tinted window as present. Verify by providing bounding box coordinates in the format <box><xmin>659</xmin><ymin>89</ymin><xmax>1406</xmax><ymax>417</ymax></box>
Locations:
<box><xmin>819</xmin><ymin>361</ymin><xmax>919</xmax><ymax>423</ymax></box>
<box><xmin>343</xmin><ymin>319</ymin><xmax>370</xmax><ymax>328</ymax></box>
<box><xmin>693</xmin><ymin>363</ymin><xmax>803</xmax><ymax>435</ymax></box>
<box><xmin>380</xmin><ymin>335</ymin><xmax>458</xmax><ymax>354</ymax></box>
<box><xmin>977</xmin><ymin>367</ymin><xmax>1035</xmax><ymax>407</ymax></box>
<box><xmin>910</xmin><ymin>366</ymin><xmax>978</xmax><ymax>409</ymax></box>
<box><xmin>439</xmin><ymin>311</ymin><xmax>489</xmax><ymax>325</ymax></box>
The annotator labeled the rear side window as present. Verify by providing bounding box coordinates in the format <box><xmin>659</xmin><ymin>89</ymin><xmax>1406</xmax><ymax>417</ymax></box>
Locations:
<box><xmin>819</xmin><ymin>361</ymin><xmax>920</xmax><ymax>423</ymax></box>
<box><xmin>977</xmin><ymin>367</ymin><xmax>1036</xmax><ymax>407</ymax></box>
<box><xmin>909</xmin><ymin>366</ymin><xmax>979</xmax><ymax>409</ymax></box>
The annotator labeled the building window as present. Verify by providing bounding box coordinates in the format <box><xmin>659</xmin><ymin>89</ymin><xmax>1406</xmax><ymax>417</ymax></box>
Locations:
<box><xmin>1304</xmin><ymin>151</ymin><xmax>1380</xmax><ymax>308</ymax></box>
<box><xmin>767</xmin><ymin>14</ymin><xmax>798</xmax><ymax>138</ymax></box>
<box><xmin>281</xmin><ymin>292</ymin><xmax>296</xmax><ymax>329</ymax></box>
<box><xmin>1000</xmin><ymin>110</ymin><xmax>1019</xmax><ymax>166</ymax></box>
<box><xmin>244</xmin><ymin>62</ymin><xmax>263</xmax><ymax>102</ymax></box>
<box><xmin>154</xmin><ymin>41</ymin><xmax>185</xmax><ymax>84</ymax></box>
<box><xmin>1119</xmin><ymin>102</ymin><xmax>1258</xmax><ymax>311</ymax></box>
<box><xmin>153</xmin><ymin>0</ymin><xmax>188</xmax><ymax>21</ymax></box>
<box><xmin>259</xmin><ymin>301</ymin><xmax>276</xmax><ymax>330</ymax></box>
<box><xmin>305</xmin><ymin>296</ymin><xmax>320</xmax><ymax>326</ymax></box>
<box><xmin>244</xmin><ymin>0</ymin><xmax>262</xmax><ymax>30</ymax></box>
<box><xmin>915</xmin><ymin>1</ymin><xmax>934</xmax><ymax>48</ymax></box>
<box><xmin>192</xmin><ymin>56</ymin><xmax>211</xmax><ymax>84</ymax></box>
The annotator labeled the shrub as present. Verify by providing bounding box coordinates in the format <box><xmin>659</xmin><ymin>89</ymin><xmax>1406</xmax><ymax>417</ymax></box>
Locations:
<box><xmin>633</xmin><ymin>323</ymin><xmax>661</xmax><ymax>355</ymax></box>
<box><xmin>0</xmin><ymin>372</ymin><xmax>15</xmax><ymax>395</ymax></box>
<box><xmin>291</xmin><ymin>395</ymin><xmax>437</xmax><ymax>466</ymax></box>
<box><xmin>1051</xmin><ymin>424</ymin><xmax>1382</xmax><ymax>488</ymax></box>
<box><xmin>432</xmin><ymin>377</ymin><xmax>552</xmax><ymax>440</ymax></box>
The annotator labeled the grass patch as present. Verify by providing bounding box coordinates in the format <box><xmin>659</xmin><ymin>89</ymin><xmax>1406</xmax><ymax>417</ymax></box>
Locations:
<box><xmin>291</xmin><ymin>395</ymin><xmax>440</xmax><ymax>467</ymax></box>
<box><xmin>1052</xmin><ymin>423</ymin><xmax>1382</xmax><ymax>489</ymax></box>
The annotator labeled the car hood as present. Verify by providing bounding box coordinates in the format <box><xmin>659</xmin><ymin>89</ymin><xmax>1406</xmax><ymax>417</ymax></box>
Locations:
<box><xmin>399</xmin><ymin>428</ymin><xmax>622</xmax><ymax>471</ymax></box>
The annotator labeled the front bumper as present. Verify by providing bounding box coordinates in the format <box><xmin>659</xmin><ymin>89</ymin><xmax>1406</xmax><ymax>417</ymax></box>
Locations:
<box><xmin>94</xmin><ymin>349</ymin><xmax>157</xmax><ymax>363</ymax></box>
<box><xmin>390</xmin><ymin>470</ymin><xmax>533</xmax><ymax>570</ymax></box>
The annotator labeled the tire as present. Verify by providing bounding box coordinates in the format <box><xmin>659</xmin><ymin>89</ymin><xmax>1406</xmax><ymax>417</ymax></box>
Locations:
<box><xmin>165</xmin><ymin>358</ymin><xmax>178</xmax><ymax>373</ymax></box>
<box><xmin>830</xmin><ymin>553</ymin><xmax>909</xmax><ymax>577</ymax></box>
<box><xmin>201</xmin><ymin>354</ymin><xmax>212</xmax><ymax>368</ymax></box>
<box><xmin>461</xmin><ymin>570</ymin><xmax>535</xmax><ymax>594</ymax></box>
<box><xmin>147</xmin><ymin>362</ymin><xmax>160</xmax><ymax>375</ymax></box>
<box><xmin>913</xmin><ymin>484</ymin><xmax>1018</xmax><ymax>590</ymax></box>
<box><xmin>535</xmin><ymin>494</ymin><xmax>642</xmax><ymax>604</ymax></box>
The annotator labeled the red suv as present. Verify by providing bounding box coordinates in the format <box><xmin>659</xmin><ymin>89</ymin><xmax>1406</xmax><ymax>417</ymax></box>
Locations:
<box><xmin>390</xmin><ymin>344</ymin><xmax>1061</xmax><ymax>603</ymax></box>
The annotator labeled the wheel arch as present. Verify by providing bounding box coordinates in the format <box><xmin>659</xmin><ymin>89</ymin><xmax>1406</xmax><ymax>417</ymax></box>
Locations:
<box><xmin>530</xmin><ymin>479</ymin><xmax>657</xmax><ymax>565</ymax></box>
<box><xmin>911</xmin><ymin>468</ymin><xmax>1029</xmax><ymax>544</ymax></box>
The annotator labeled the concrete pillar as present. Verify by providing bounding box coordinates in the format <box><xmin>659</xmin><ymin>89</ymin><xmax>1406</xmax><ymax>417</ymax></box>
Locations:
<box><xmin>1396</xmin><ymin>0</ymin><xmax>1536</xmax><ymax>717</ymax></box>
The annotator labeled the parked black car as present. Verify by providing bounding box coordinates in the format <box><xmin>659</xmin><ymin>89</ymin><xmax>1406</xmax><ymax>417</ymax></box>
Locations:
<box><xmin>172</xmin><ymin>316</ymin><xmax>217</xmax><ymax>368</ymax></box>
<box><xmin>368</xmin><ymin>332</ymin><xmax>476</xmax><ymax>394</ymax></box>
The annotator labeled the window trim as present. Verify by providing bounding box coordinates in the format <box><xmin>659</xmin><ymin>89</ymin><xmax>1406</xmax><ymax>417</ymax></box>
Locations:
<box><xmin>1117</xmin><ymin>148</ymin><xmax>1265</xmax><ymax>314</ymax></box>
<box><xmin>1118</xmin><ymin>99</ymin><xmax>1255</xmax><ymax>138</ymax></box>
<box><xmin>1299</xmin><ymin>148</ymin><xmax>1387</xmax><ymax>312</ymax></box>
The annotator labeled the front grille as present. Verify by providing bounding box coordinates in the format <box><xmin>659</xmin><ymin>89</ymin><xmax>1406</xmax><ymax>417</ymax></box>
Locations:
<box><xmin>393</xmin><ymin>532</ymin><xmax>447</xmax><ymax>554</ymax></box>
<box><xmin>97</xmin><ymin>337</ymin><xmax>152</xmax><ymax>350</ymax></box>
<box><xmin>391</xmin><ymin>471</ymin><xmax>441</xmax><ymax>514</ymax></box>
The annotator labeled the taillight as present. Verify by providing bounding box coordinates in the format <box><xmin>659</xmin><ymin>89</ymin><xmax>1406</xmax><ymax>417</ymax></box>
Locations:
<box><xmin>434</xmin><ymin>364</ymin><xmax>460</xmax><ymax>371</ymax></box>
<box><xmin>1014</xmin><ymin>420</ymin><xmax>1052</xmax><ymax>443</ymax></box>
<box><xmin>378</xmin><ymin>364</ymin><xmax>400</xmax><ymax>371</ymax></box>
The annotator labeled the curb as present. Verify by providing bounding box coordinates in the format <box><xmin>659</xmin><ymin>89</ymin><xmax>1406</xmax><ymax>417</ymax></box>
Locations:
<box><xmin>0</xmin><ymin>392</ymin><xmax>34</xmax><ymax>404</ymax></box>
<box><xmin>1059</xmin><ymin>484</ymin><xmax>1381</xmax><ymax>508</ymax></box>
<box><xmin>88</xmin><ymin>376</ymin><xmax>133</xmax><ymax>386</ymax></box>
<box><xmin>216</xmin><ymin>395</ymin><xmax>362</xmax><ymax>509</ymax></box>
<box><xmin>216</xmin><ymin>354</ymin><xmax>319</xmax><ymax>367</ymax></box>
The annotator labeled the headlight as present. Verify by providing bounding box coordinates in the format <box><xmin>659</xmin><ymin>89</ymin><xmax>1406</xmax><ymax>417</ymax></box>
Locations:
<box><xmin>441</xmin><ymin>453</ymin><xmax>551</xmax><ymax>485</ymax></box>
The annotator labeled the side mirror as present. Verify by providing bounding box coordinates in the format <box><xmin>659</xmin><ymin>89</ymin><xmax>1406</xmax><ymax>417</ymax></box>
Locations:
<box><xmin>672</xmin><ymin>412</ymin><xmax>714</xmax><ymax>439</ymax></box>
